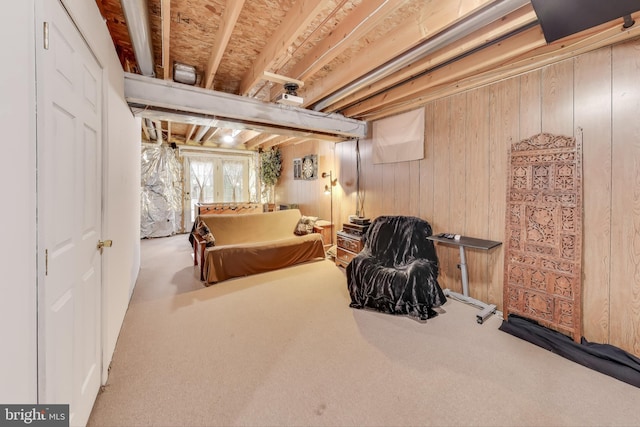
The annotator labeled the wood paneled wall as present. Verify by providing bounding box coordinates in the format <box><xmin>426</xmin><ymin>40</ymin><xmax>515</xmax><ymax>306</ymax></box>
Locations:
<box><xmin>276</xmin><ymin>140</ymin><xmax>336</xmax><ymax>222</ymax></box>
<box><xmin>278</xmin><ymin>37</ymin><xmax>640</xmax><ymax>357</ymax></box>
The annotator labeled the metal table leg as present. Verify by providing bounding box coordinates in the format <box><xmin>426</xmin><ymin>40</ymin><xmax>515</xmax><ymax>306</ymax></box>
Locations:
<box><xmin>444</xmin><ymin>245</ymin><xmax>497</xmax><ymax>324</ymax></box>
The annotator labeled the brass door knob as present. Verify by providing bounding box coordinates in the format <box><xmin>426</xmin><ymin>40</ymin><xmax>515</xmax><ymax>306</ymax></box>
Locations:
<box><xmin>97</xmin><ymin>240</ymin><xmax>113</xmax><ymax>249</ymax></box>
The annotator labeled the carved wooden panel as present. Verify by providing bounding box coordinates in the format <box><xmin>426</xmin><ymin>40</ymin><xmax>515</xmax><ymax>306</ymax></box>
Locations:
<box><xmin>504</xmin><ymin>132</ymin><xmax>583</xmax><ymax>341</ymax></box>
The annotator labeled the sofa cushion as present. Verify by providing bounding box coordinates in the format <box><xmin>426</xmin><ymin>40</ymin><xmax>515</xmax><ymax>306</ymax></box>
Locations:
<box><xmin>294</xmin><ymin>215</ymin><xmax>318</xmax><ymax>235</ymax></box>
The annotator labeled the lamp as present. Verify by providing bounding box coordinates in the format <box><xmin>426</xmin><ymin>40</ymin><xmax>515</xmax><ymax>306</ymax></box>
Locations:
<box><xmin>321</xmin><ymin>171</ymin><xmax>337</xmax><ymax>245</ymax></box>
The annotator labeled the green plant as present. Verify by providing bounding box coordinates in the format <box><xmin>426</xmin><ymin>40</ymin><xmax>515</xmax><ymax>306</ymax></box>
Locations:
<box><xmin>260</xmin><ymin>148</ymin><xmax>282</xmax><ymax>187</ymax></box>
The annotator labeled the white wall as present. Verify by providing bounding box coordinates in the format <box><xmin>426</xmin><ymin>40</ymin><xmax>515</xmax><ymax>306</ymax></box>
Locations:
<box><xmin>0</xmin><ymin>1</ymin><xmax>38</xmax><ymax>403</ymax></box>
<box><xmin>102</xmin><ymin>99</ymin><xmax>141</xmax><ymax>372</ymax></box>
<box><xmin>0</xmin><ymin>0</ymin><xmax>141</xmax><ymax>401</ymax></box>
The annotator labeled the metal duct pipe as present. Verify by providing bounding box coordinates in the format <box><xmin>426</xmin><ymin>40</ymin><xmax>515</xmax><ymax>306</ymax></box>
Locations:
<box><xmin>145</xmin><ymin>118</ymin><xmax>157</xmax><ymax>140</ymax></box>
<box><xmin>194</xmin><ymin>126</ymin><xmax>211</xmax><ymax>143</ymax></box>
<box><xmin>154</xmin><ymin>120</ymin><xmax>163</xmax><ymax>145</ymax></box>
<box><xmin>121</xmin><ymin>0</ymin><xmax>156</xmax><ymax>77</ymax></box>
<box><xmin>313</xmin><ymin>0</ymin><xmax>530</xmax><ymax>111</ymax></box>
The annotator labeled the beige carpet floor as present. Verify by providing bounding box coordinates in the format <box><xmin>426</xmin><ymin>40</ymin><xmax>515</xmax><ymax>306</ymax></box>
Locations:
<box><xmin>88</xmin><ymin>234</ymin><xmax>640</xmax><ymax>427</ymax></box>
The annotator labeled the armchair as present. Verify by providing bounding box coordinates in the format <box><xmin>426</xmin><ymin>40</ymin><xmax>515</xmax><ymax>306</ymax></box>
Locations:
<box><xmin>346</xmin><ymin>216</ymin><xmax>446</xmax><ymax>320</ymax></box>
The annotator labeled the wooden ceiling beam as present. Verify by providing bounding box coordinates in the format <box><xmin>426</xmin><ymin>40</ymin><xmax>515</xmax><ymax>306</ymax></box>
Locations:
<box><xmin>202</xmin><ymin>127</ymin><xmax>218</xmax><ymax>144</ymax></box>
<box><xmin>300</xmin><ymin>0</ymin><xmax>495</xmax><ymax>107</ymax></box>
<box><xmin>343</xmin><ymin>26</ymin><xmax>546</xmax><ymax>117</ymax></box>
<box><xmin>238</xmin><ymin>0</ymin><xmax>331</xmax><ymax>96</ymax></box>
<box><xmin>124</xmin><ymin>73</ymin><xmax>366</xmax><ymax>139</ymax></box>
<box><xmin>203</xmin><ymin>0</ymin><xmax>246</xmax><ymax>90</ymax></box>
<box><xmin>262</xmin><ymin>71</ymin><xmax>304</xmax><ymax>88</ymax></box>
<box><xmin>245</xmin><ymin>133</ymin><xmax>279</xmax><ymax>150</ymax></box>
<box><xmin>287</xmin><ymin>0</ymin><xmax>403</xmax><ymax>82</ymax></box>
<box><xmin>327</xmin><ymin>4</ymin><xmax>537</xmax><ymax>112</ymax></box>
<box><xmin>363</xmin><ymin>13</ymin><xmax>640</xmax><ymax>121</ymax></box>
<box><xmin>161</xmin><ymin>0</ymin><xmax>171</xmax><ymax>80</ymax></box>
<box><xmin>263</xmin><ymin>136</ymin><xmax>294</xmax><ymax>149</ymax></box>
<box><xmin>236</xmin><ymin>130</ymin><xmax>260</xmax><ymax>145</ymax></box>
<box><xmin>278</xmin><ymin>137</ymin><xmax>311</xmax><ymax>148</ymax></box>
<box><xmin>185</xmin><ymin>124</ymin><xmax>197</xmax><ymax>143</ymax></box>
<box><xmin>141</xmin><ymin>118</ymin><xmax>151</xmax><ymax>141</ymax></box>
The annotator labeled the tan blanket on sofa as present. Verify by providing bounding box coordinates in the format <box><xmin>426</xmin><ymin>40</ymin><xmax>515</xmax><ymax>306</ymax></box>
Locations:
<box><xmin>197</xmin><ymin>209</ymin><xmax>325</xmax><ymax>284</ymax></box>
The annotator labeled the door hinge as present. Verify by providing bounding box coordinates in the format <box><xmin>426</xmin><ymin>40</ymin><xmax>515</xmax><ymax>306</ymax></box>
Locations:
<box><xmin>45</xmin><ymin>249</ymin><xmax>49</xmax><ymax>276</ymax></box>
<box><xmin>43</xmin><ymin>22</ymin><xmax>49</xmax><ymax>50</ymax></box>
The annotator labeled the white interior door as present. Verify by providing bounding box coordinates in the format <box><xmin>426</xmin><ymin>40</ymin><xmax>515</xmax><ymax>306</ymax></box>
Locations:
<box><xmin>37</xmin><ymin>1</ymin><xmax>103</xmax><ymax>425</ymax></box>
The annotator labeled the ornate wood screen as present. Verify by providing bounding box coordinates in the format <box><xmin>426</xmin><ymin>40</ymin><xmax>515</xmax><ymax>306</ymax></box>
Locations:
<box><xmin>503</xmin><ymin>132</ymin><xmax>583</xmax><ymax>342</ymax></box>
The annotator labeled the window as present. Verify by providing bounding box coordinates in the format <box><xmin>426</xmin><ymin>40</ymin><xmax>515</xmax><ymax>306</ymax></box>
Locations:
<box><xmin>184</xmin><ymin>152</ymin><xmax>255</xmax><ymax>223</ymax></box>
<box><xmin>222</xmin><ymin>159</ymin><xmax>246</xmax><ymax>202</ymax></box>
<box><xmin>189</xmin><ymin>159</ymin><xmax>215</xmax><ymax>206</ymax></box>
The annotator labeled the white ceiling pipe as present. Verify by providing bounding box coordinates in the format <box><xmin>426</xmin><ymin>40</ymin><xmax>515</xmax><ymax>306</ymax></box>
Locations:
<box><xmin>313</xmin><ymin>0</ymin><xmax>530</xmax><ymax>111</ymax></box>
<box><xmin>121</xmin><ymin>0</ymin><xmax>156</xmax><ymax>77</ymax></box>
<box><xmin>193</xmin><ymin>126</ymin><xmax>211</xmax><ymax>143</ymax></box>
<box><xmin>154</xmin><ymin>120</ymin><xmax>163</xmax><ymax>145</ymax></box>
<box><xmin>144</xmin><ymin>118</ymin><xmax>157</xmax><ymax>140</ymax></box>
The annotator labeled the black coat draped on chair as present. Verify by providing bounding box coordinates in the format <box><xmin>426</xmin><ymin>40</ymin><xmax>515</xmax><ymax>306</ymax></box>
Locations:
<box><xmin>346</xmin><ymin>216</ymin><xmax>446</xmax><ymax>320</ymax></box>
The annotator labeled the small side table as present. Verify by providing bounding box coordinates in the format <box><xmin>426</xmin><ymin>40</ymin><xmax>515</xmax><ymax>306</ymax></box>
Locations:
<box><xmin>335</xmin><ymin>231</ymin><xmax>363</xmax><ymax>268</ymax></box>
<box><xmin>427</xmin><ymin>234</ymin><xmax>502</xmax><ymax>324</ymax></box>
<box><xmin>313</xmin><ymin>220</ymin><xmax>334</xmax><ymax>249</ymax></box>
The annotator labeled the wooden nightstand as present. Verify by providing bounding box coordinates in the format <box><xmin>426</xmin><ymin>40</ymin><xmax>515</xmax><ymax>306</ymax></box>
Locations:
<box><xmin>336</xmin><ymin>231</ymin><xmax>363</xmax><ymax>268</ymax></box>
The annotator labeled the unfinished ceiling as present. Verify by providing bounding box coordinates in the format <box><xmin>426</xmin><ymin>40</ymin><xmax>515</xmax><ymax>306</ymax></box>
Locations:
<box><xmin>95</xmin><ymin>0</ymin><xmax>640</xmax><ymax>150</ymax></box>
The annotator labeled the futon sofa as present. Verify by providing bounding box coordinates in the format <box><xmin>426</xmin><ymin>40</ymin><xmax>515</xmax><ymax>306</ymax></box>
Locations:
<box><xmin>193</xmin><ymin>209</ymin><xmax>325</xmax><ymax>284</ymax></box>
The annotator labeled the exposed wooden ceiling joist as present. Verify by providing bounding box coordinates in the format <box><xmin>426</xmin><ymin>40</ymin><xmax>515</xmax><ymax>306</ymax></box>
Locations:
<box><xmin>301</xmin><ymin>0</ymin><xmax>497</xmax><ymax>107</ymax></box>
<box><xmin>203</xmin><ymin>127</ymin><xmax>219</xmax><ymax>143</ymax></box>
<box><xmin>363</xmin><ymin>10</ymin><xmax>640</xmax><ymax>121</ymax></box>
<box><xmin>327</xmin><ymin>3</ymin><xmax>538</xmax><ymax>113</ymax></box>
<box><xmin>161</xmin><ymin>0</ymin><xmax>171</xmax><ymax>79</ymax></box>
<box><xmin>141</xmin><ymin>118</ymin><xmax>151</xmax><ymax>140</ymax></box>
<box><xmin>203</xmin><ymin>0</ymin><xmax>246</xmax><ymax>90</ymax></box>
<box><xmin>98</xmin><ymin>0</ymin><xmax>640</xmax><ymax>149</ymax></box>
<box><xmin>262</xmin><ymin>71</ymin><xmax>304</xmax><ymax>88</ymax></box>
<box><xmin>286</xmin><ymin>0</ymin><xmax>404</xmax><ymax>82</ymax></box>
<box><xmin>238</xmin><ymin>0</ymin><xmax>332</xmax><ymax>96</ymax></box>
<box><xmin>344</xmin><ymin>24</ymin><xmax>547</xmax><ymax>117</ymax></box>
<box><xmin>185</xmin><ymin>124</ymin><xmax>197</xmax><ymax>143</ymax></box>
<box><xmin>245</xmin><ymin>133</ymin><xmax>280</xmax><ymax>150</ymax></box>
<box><xmin>263</xmin><ymin>136</ymin><xmax>295</xmax><ymax>149</ymax></box>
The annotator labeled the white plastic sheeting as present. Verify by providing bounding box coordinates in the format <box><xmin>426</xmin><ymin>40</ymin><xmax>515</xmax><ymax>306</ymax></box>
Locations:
<box><xmin>141</xmin><ymin>145</ymin><xmax>182</xmax><ymax>238</ymax></box>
